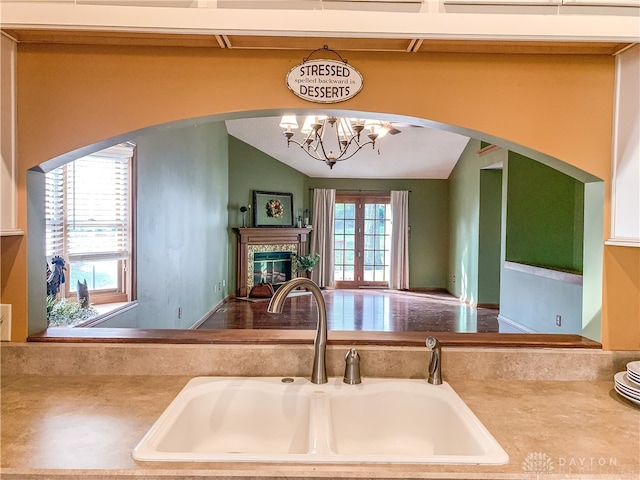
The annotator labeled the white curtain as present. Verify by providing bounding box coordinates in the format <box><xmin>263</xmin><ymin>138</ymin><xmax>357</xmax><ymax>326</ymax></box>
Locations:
<box><xmin>310</xmin><ymin>188</ymin><xmax>335</xmax><ymax>288</ymax></box>
<box><xmin>390</xmin><ymin>190</ymin><xmax>410</xmax><ymax>290</ymax></box>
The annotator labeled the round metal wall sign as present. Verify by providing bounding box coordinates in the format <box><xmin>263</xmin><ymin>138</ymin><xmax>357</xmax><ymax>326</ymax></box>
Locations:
<box><xmin>285</xmin><ymin>59</ymin><xmax>363</xmax><ymax>104</ymax></box>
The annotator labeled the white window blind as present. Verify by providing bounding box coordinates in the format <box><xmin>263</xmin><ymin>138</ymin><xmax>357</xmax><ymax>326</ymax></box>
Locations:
<box><xmin>45</xmin><ymin>143</ymin><xmax>134</xmax><ymax>300</ymax></box>
<box><xmin>45</xmin><ymin>167</ymin><xmax>65</xmax><ymax>259</ymax></box>
<box><xmin>65</xmin><ymin>154</ymin><xmax>130</xmax><ymax>262</ymax></box>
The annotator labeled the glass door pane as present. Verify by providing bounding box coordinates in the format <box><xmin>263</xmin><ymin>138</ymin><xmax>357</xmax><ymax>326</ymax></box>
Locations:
<box><xmin>334</xmin><ymin>195</ymin><xmax>391</xmax><ymax>287</ymax></box>
<box><xmin>363</xmin><ymin>203</ymin><xmax>391</xmax><ymax>282</ymax></box>
<box><xmin>334</xmin><ymin>202</ymin><xmax>356</xmax><ymax>281</ymax></box>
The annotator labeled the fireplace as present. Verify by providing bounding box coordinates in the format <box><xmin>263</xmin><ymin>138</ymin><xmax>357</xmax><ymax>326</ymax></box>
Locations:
<box><xmin>234</xmin><ymin>227</ymin><xmax>312</xmax><ymax>297</ymax></box>
<box><xmin>248</xmin><ymin>246</ymin><xmax>295</xmax><ymax>293</ymax></box>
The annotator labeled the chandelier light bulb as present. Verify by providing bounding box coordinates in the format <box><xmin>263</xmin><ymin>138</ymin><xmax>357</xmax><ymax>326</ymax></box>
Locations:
<box><xmin>279</xmin><ymin>115</ymin><xmax>299</xmax><ymax>130</ymax></box>
<box><xmin>350</xmin><ymin>118</ymin><xmax>365</xmax><ymax>135</ymax></box>
<box><xmin>377</xmin><ymin>123</ymin><xmax>391</xmax><ymax>139</ymax></box>
<box><xmin>301</xmin><ymin>116</ymin><xmax>320</xmax><ymax>134</ymax></box>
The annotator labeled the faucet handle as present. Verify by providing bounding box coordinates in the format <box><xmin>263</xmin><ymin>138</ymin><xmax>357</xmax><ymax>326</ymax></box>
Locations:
<box><xmin>426</xmin><ymin>336</ymin><xmax>443</xmax><ymax>385</ymax></box>
<box><xmin>343</xmin><ymin>348</ymin><xmax>362</xmax><ymax>385</ymax></box>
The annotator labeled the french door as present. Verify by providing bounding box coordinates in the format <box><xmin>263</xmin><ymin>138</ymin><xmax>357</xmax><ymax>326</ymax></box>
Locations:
<box><xmin>334</xmin><ymin>193</ymin><xmax>392</xmax><ymax>288</ymax></box>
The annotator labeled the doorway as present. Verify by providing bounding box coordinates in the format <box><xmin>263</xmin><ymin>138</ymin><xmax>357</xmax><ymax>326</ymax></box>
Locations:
<box><xmin>333</xmin><ymin>193</ymin><xmax>391</xmax><ymax>288</ymax></box>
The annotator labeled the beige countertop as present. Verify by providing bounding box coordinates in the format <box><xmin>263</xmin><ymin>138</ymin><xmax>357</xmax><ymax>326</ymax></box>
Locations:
<box><xmin>1</xmin><ymin>374</ymin><xmax>639</xmax><ymax>480</ymax></box>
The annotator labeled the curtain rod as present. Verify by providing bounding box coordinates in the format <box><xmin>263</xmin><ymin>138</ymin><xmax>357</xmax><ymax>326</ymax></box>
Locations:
<box><xmin>308</xmin><ymin>188</ymin><xmax>411</xmax><ymax>193</ymax></box>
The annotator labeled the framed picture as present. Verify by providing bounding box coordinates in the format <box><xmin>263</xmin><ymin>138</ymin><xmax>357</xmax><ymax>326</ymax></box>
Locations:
<box><xmin>253</xmin><ymin>190</ymin><xmax>294</xmax><ymax>227</ymax></box>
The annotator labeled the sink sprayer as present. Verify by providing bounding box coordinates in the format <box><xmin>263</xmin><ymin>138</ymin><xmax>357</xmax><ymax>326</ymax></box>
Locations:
<box><xmin>426</xmin><ymin>336</ymin><xmax>442</xmax><ymax>385</ymax></box>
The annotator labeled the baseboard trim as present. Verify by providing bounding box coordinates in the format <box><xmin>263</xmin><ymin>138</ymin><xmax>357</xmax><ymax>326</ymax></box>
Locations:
<box><xmin>498</xmin><ymin>314</ymin><xmax>537</xmax><ymax>334</ymax></box>
<box><xmin>444</xmin><ymin>289</ymin><xmax>477</xmax><ymax>308</ymax></box>
<box><xmin>189</xmin><ymin>297</ymin><xmax>226</xmax><ymax>330</ymax></box>
<box><xmin>407</xmin><ymin>287</ymin><xmax>449</xmax><ymax>294</ymax></box>
<box><xmin>76</xmin><ymin>301</ymin><xmax>139</xmax><ymax>328</ymax></box>
<box><xmin>478</xmin><ymin>303</ymin><xmax>500</xmax><ymax>309</ymax></box>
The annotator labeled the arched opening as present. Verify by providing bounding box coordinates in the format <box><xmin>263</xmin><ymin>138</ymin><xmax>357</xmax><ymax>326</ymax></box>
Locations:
<box><xmin>27</xmin><ymin>108</ymin><xmax>604</xmax><ymax>342</ymax></box>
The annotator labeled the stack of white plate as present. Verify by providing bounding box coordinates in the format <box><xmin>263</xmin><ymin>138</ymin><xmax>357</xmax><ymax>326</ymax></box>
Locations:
<box><xmin>614</xmin><ymin>361</ymin><xmax>640</xmax><ymax>406</ymax></box>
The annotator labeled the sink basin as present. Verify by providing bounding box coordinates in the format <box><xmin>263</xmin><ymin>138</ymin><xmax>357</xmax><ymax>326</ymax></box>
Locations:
<box><xmin>151</xmin><ymin>378</ymin><xmax>311</xmax><ymax>456</ymax></box>
<box><xmin>133</xmin><ymin>377</ymin><xmax>508</xmax><ymax>464</ymax></box>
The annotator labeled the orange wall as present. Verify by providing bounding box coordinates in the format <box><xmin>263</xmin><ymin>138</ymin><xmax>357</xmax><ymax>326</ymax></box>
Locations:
<box><xmin>603</xmin><ymin>247</ymin><xmax>640</xmax><ymax>349</ymax></box>
<box><xmin>4</xmin><ymin>44</ymin><xmax>638</xmax><ymax>349</ymax></box>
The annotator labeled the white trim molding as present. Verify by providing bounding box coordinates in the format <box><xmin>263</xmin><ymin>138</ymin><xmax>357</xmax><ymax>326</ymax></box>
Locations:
<box><xmin>504</xmin><ymin>261</ymin><xmax>583</xmax><ymax>285</ymax></box>
<box><xmin>605</xmin><ymin>238</ymin><xmax>640</xmax><ymax>247</ymax></box>
<box><xmin>189</xmin><ymin>298</ymin><xmax>226</xmax><ymax>330</ymax></box>
<box><xmin>609</xmin><ymin>44</ymin><xmax>640</xmax><ymax>247</ymax></box>
<box><xmin>497</xmin><ymin>314</ymin><xmax>538</xmax><ymax>333</ymax></box>
<box><xmin>0</xmin><ymin>34</ymin><xmax>19</xmax><ymax>235</ymax></box>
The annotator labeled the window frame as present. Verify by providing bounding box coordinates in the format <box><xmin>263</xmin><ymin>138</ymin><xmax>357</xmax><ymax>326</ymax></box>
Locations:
<box><xmin>45</xmin><ymin>144</ymin><xmax>137</xmax><ymax>305</ymax></box>
<box><xmin>334</xmin><ymin>192</ymin><xmax>391</xmax><ymax>288</ymax></box>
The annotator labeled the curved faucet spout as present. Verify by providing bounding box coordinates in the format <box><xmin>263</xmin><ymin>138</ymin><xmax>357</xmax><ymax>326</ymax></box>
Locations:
<box><xmin>267</xmin><ymin>277</ymin><xmax>328</xmax><ymax>384</ymax></box>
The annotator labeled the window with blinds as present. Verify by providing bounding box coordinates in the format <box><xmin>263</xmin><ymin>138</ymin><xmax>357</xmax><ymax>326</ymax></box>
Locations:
<box><xmin>45</xmin><ymin>143</ymin><xmax>135</xmax><ymax>304</ymax></box>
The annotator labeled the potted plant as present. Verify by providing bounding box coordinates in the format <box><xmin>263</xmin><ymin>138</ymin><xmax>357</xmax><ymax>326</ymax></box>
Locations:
<box><xmin>291</xmin><ymin>253</ymin><xmax>320</xmax><ymax>278</ymax></box>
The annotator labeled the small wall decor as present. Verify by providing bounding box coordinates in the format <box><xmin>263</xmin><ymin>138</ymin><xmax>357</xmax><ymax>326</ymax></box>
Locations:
<box><xmin>285</xmin><ymin>45</ymin><xmax>363</xmax><ymax>104</ymax></box>
<box><xmin>253</xmin><ymin>190</ymin><xmax>294</xmax><ymax>227</ymax></box>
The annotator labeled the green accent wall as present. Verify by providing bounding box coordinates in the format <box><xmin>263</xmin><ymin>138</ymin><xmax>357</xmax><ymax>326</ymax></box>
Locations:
<box><xmin>478</xmin><ymin>169</ymin><xmax>503</xmax><ymax>305</ymax></box>
<box><xmin>498</xmin><ymin>152</ymin><xmax>603</xmax><ymax>338</ymax></box>
<box><xmin>227</xmin><ymin>139</ymin><xmax>450</xmax><ymax>292</ymax></box>
<box><xmin>308</xmin><ymin>177</ymin><xmax>449</xmax><ymax>289</ymax></box>
<box><xmin>227</xmin><ymin>136</ymin><xmax>308</xmax><ymax>295</ymax></box>
<box><xmin>505</xmin><ymin>152</ymin><xmax>584</xmax><ymax>274</ymax></box>
<box><xmin>133</xmin><ymin>122</ymin><xmax>229</xmax><ymax>329</ymax></box>
<box><xmin>449</xmin><ymin>141</ymin><xmax>602</xmax><ymax>337</ymax></box>
<box><xmin>448</xmin><ymin>139</ymin><xmax>507</xmax><ymax>305</ymax></box>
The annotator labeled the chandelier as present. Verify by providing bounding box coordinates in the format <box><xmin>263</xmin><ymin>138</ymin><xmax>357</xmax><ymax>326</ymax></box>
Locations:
<box><xmin>279</xmin><ymin>115</ymin><xmax>391</xmax><ymax>169</ymax></box>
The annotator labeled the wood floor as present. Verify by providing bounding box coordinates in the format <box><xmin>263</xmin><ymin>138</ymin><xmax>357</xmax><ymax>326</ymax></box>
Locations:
<box><xmin>28</xmin><ymin>288</ymin><xmax>601</xmax><ymax>348</ymax></box>
<box><xmin>197</xmin><ymin>289</ymin><xmax>500</xmax><ymax>333</ymax></box>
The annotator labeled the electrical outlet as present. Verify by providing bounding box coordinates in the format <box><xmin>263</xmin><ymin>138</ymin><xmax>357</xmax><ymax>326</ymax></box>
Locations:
<box><xmin>177</xmin><ymin>307</ymin><xmax>182</xmax><ymax>319</ymax></box>
<box><xmin>556</xmin><ymin>315</ymin><xmax>562</xmax><ymax>327</ymax></box>
<box><xmin>218</xmin><ymin>282</ymin><xmax>222</xmax><ymax>291</ymax></box>
<box><xmin>0</xmin><ymin>304</ymin><xmax>12</xmax><ymax>341</ymax></box>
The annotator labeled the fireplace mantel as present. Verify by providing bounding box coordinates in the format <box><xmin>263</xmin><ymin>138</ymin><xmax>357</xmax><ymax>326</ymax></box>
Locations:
<box><xmin>234</xmin><ymin>227</ymin><xmax>312</xmax><ymax>297</ymax></box>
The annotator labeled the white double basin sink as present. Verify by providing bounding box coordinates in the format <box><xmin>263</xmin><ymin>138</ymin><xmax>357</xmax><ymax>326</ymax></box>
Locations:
<box><xmin>133</xmin><ymin>376</ymin><xmax>509</xmax><ymax>465</ymax></box>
